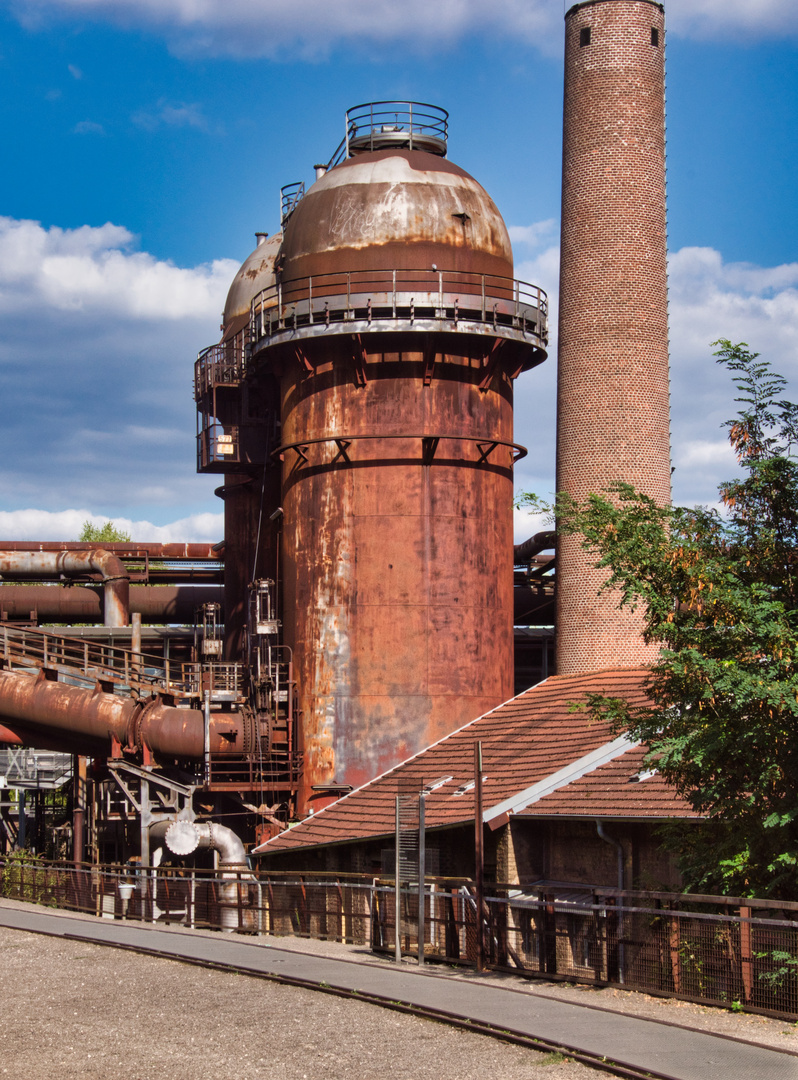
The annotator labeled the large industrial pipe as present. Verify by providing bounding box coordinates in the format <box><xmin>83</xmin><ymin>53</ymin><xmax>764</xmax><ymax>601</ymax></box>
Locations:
<box><xmin>153</xmin><ymin>819</ymin><xmax>254</xmax><ymax>932</ymax></box>
<box><xmin>0</xmin><ymin>584</ymin><xmax>221</xmax><ymax>624</ymax></box>
<box><xmin>0</xmin><ymin>668</ymin><xmax>246</xmax><ymax>759</ymax></box>
<box><xmin>513</xmin><ymin>531</ymin><xmax>556</xmax><ymax>565</ymax></box>
<box><xmin>0</xmin><ymin>551</ymin><xmax>130</xmax><ymax>627</ymax></box>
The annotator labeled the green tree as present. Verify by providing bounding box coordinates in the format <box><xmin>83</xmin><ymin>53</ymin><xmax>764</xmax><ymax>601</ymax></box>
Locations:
<box><xmin>543</xmin><ymin>341</ymin><xmax>798</xmax><ymax>899</ymax></box>
<box><xmin>78</xmin><ymin>520</ymin><xmax>130</xmax><ymax>543</ymax></box>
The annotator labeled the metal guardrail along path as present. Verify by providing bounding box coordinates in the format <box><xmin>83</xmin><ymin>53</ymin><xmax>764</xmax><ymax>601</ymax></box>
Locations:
<box><xmin>0</xmin><ymin>900</ymin><xmax>796</xmax><ymax>1080</ymax></box>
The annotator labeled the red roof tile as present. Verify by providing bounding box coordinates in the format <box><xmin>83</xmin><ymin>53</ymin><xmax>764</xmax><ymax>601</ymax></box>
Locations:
<box><xmin>255</xmin><ymin>668</ymin><xmax>695</xmax><ymax>855</ymax></box>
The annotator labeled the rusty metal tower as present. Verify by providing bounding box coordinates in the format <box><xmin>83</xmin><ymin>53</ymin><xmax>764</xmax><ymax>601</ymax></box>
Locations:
<box><xmin>199</xmin><ymin>103</ymin><xmax>548</xmax><ymax>814</ymax></box>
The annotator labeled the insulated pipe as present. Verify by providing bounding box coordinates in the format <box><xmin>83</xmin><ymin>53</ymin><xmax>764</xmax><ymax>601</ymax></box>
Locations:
<box><xmin>0</xmin><ymin>551</ymin><xmax>130</xmax><ymax>627</ymax></box>
<box><xmin>0</xmin><ymin>668</ymin><xmax>246</xmax><ymax>759</ymax></box>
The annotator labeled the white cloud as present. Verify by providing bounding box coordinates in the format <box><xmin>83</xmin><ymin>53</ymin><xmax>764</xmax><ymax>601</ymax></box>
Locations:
<box><xmin>666</xmin><ymin>246</ymin><xmax>798</xmax><ymax>505</ymax></box>
<box><xmin>665</xmin><ymin>0</ymin><xmax>798</xmax><ymax>40</ymax></box>
<box><xmin>511</xmin><ymin>225</ymin><xmax>560</xmax><ymax>542</ymax></box>
<box><xmin>510</xmin><ymin>239</ymin><xmax>798</xmax><ymax>538</ymax></box>
<box><xmin>3</xmin><ymin>213</ymin><xmax>798</xmax><ymax>550</ymax></box>
<box><xmin>0</xmin><ymin>509</ymin><xmax>223</xmax><ymax>542</ymax></box>
<box><xmin>0</xmin><ymin>215</ymin><xmax>235</xmax><ymax>531</ymax></box>
<box><xmin>508</xmin><ymin>220</ymin><xmax>557</xmax><ymax>251</ymax></box>
<box><xmin>674</xmin><ymin>439</ymin><xmax>737</xmax><ymax>471</ymax></box>
<box><xmin>72</xmin><ymin>119</ymin><xmax>105</xmax><ymax>135</ymax></box>
<box><xmin>10</xmin><ymin>0</ymin><xmax>798</xmax><ymax>57</ymax></box>
<box><xmin>132</xmin><ymin>99</ymin><xmax>212</xmax><ymax>132</ymax></box>
<box><xmin>0</xmin><ymin>216</ymin><xmax>237</xmax><ymax>318</ymax></box>
<box><xmin>67</xmin><ymin>63</ymin><xmax>82</xmax><ymax>79</ymax></box>
<box><xmin>513</xmin><ymin>504</ymin><xmax>552</xmax><ymax>548</ymax></box>
<box><xmin>7</xmin><ymin>0</ymin><xmax>564</xmax><ymax>57</ymax></box>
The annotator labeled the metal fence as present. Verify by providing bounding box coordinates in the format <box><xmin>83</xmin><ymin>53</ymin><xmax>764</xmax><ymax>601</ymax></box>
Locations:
<box><xmin>2</xmin><ymin>858</ymin><xmax>796</xmax><ymax>1019</ymax></box>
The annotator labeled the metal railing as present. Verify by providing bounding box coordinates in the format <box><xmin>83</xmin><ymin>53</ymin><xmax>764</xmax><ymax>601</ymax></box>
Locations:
<box><xmin>194</xmin><ymin>340</ymin><xmax>247</xmax><ymax>399</ymax></box>
<box><xmin>327</xmin><ymin>101</ymin><xmax>449</xmax><ymax>167</ymax></box>
<box><xmin>280</xmin><ymin>182</ymin><xmax>305</xmax><ymax>224</ymax></box>
<box><xmin>4</xmin><ymin>858</ymin><xmax>797</xmax><ymax>1020</ymax></box>
<box><xmin>0</xmin><ymin>624</ymin><xmax>208</xmax><ymax>702</ymax></box>
<box><xmin>250</xmin><ymin>268</ymin><xmax>547</xmax><ymax>350</ymax></box>
<box><xmin>196</xmin><ymin>420</ymin><xmax>241</xmax><ymax>472</ymax></box>
<box><xmin>0</xmin><ymin>748</ymin><xmax>72</xmax><ymax>789</ymax></box>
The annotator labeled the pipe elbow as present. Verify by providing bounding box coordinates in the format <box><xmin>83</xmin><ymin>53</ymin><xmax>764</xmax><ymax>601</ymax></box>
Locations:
<box><xmin>153</xmin><ymin>819</ymin><xmax>248</xmax><ymax>868</ymax></box>
<box><xmin>87</xmin><ymin>548</ymin><xmax>128</xmax><ymax>583</ymax></box>
<box><xmin>90</xmin><ymin>550</ymin><xmax>130</xmax><ymax>627</ymax></box>
<box><xmin>204</xmin><ymin>822</ymin><xmax>247</xmax><ymax>867</ymax></box>
<box><xmin>513</xmin><ymin>530</ymin><xmax>556</xmax><ymax>564</ymax></box>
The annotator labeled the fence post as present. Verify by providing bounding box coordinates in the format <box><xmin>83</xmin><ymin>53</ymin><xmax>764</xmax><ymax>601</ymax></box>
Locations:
<box><xmin>418</xmin><ymin>792</ymin><xmax>425</xmax><ymax>966</ymax></box>
<box><xmin>474</xmin><ymin>741</ymin><xmax>485</xmax><ymax>972</ymax></box>
<box><xmin>543</xmin><ymin>893</ymin><xmax>558</xmax><ymax>975</ymax></box>
<box><xmin>739</xmin><ymin>906</ymin><xmax>753</xmax><ymax>1002</ymax></box>
<box><xmin>669</xmin><ymin>906</ymin><xmax>681</xmax><ymax>994</ymax></box>
<box><xmin>394</xmin><ymin>795</ymin><xmax>401</xmax><ymax>963</ymax></box>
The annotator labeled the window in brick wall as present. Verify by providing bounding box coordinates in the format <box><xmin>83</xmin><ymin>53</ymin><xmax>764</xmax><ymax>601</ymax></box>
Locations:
<box><xmin>651</xmin><ymin>27</ymin><xmax>659</xmax><ymax>46</ymax></box>
<box><xmin>580</xmin><ymin>26</ymin><xmax>591</xmax><ymax>47</ymax></box>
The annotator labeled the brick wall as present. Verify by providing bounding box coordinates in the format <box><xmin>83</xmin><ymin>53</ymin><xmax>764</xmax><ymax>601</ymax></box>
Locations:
<box><xmin>557</xmin><ymin>0</ymin><xmax>671</xmax><ymax>674</ymax></box>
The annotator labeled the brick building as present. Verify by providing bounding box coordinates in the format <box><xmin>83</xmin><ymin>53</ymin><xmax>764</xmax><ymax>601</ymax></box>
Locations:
<box><xmin>256</xmin><ymin>668</ymin><xmax>697</xmax><ymax>889</ymax></box>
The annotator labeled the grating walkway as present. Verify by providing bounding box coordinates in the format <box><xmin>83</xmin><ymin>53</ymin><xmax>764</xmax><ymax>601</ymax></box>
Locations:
<box><xmin>0</xmin><ymin>901</ymin><xmax>796</xmax><ymax>1080</ymax></box>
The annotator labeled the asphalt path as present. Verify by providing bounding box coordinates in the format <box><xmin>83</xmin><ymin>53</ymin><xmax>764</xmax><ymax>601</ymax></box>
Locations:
<box><xmin>1</xmin><ymin>902</ymin><xmax>796</xmax><ymax>1080</ymax></box>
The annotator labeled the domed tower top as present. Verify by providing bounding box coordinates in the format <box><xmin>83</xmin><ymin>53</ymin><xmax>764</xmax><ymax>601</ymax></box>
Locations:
<box><xmin>222</xmin><ymin>231</ymin><xmax>282</xmax><ymax>340</ymax></box>
<box><xmin>250</xmin><ymin>101</ymin><xmax>546</xmax><ymax>364</ymax></box>
<box><xmin>280</xmin><ymin>101</ymin><xmax>512</xmax><ymax>283</ymax></box>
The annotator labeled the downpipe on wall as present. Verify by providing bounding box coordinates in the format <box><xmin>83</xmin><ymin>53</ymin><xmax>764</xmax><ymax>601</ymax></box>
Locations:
<box><xmin>596</xmin><ymin>818</ymin><xmax>625</xmax><ymax>985</ymax></box>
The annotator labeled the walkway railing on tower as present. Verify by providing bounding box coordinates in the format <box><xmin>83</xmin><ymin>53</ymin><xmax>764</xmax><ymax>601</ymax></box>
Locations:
<box><xmin>250</xmin><ymin>268</ymin><xmax>548</xmax><ymax>351</ymax></box>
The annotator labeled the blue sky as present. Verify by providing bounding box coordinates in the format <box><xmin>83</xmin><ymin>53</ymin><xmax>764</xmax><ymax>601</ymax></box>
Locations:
<box><xmin>0</xmin><ymin>0</ymin><xmax>796</xmax><ymax>542</ymax></box>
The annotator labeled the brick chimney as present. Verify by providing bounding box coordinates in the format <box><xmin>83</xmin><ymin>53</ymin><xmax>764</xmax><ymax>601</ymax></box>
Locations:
<box><xmin>556</xmin><ymin>0</ymin><xmax>672</xmax><ymax>674</ymax></box>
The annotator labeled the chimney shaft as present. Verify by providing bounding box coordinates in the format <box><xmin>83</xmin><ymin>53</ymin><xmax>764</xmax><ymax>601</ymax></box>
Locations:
<box><xmin>556</xmin><ymin>0</ymin><xmax>672</xmax><ymax>674</ymax></box>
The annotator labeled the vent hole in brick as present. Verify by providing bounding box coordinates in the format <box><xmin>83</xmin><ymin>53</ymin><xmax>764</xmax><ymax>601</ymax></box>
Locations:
<box><xmin>651</xmin><ymin>27</ymin><xmax>659</xmax><ymax>46</ymax></box>
<box><xmin>580</xmin><ymin>26</ymin><xmax>591</xmax><ymax>47</ymax></box>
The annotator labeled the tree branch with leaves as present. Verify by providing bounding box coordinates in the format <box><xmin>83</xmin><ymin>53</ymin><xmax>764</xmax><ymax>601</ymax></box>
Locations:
<box><xmin>531</xmin><ymin>341</ymin><xmax>798</xmax><ymax>898</ymax></box>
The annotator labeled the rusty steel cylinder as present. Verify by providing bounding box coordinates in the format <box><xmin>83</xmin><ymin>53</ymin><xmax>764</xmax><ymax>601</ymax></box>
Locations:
<box><xmin>255</xmin><ymin>131</ymin><xmax>546</xmax><ymax>810</ymax></box>
<box><xmin>280</xmin><ymin>344</ymin><xmax>518</xmax><ymax>805</ymax></box>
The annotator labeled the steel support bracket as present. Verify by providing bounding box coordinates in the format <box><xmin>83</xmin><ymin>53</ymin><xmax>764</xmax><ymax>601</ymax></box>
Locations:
<box><xmin>352</xmin><ymin>335</ymin><xmax>368</xmax><ymax>387</ymax></box>
<box><xmin>421</xmin><ymin>437</ymin><xmax>440</xmax><ymax>466</ymax></box>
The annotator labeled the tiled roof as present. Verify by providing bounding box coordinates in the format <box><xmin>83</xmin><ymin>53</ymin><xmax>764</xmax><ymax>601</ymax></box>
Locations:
<box><xmin>517</xmin><ymin>742</ymin><xmax>696</xmax><ymax>819</ymax></box>
<box><xmin>255</xmin><ymin>668</ymin><xmax>696</xmax><ymax>855</ymax></box>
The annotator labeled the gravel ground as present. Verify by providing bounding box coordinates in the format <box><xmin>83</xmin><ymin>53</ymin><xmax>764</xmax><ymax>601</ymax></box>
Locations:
<box><xmin>0</xmin><ymin>925</ymin><xmax>607</xmax><ymax>1080</ymax></box>
<box><xmin>1</xmin><ymin>896</ymin><xmax>797</xmax><ymax>1079</ymax></box>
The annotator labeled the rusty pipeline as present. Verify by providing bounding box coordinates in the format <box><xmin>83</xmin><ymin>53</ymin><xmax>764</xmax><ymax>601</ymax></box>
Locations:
<box><xmin>0</xmin><ymin>584</ymin><xmax>221</xmax><ymax>624</ymax></box>
<box><xmin>0</xmin><ymin>550</ymin><xmax>129</xmax><ymax>627</ymax></box>
<box><xmin>0</xmin><ymin>669</ymin><xmax>246</xmax><ymax>759</ymax></box>
<box><xmin>513</xmin><ymin>531</ymin><xmax>556</xmax><ymax>565</ymax></box>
